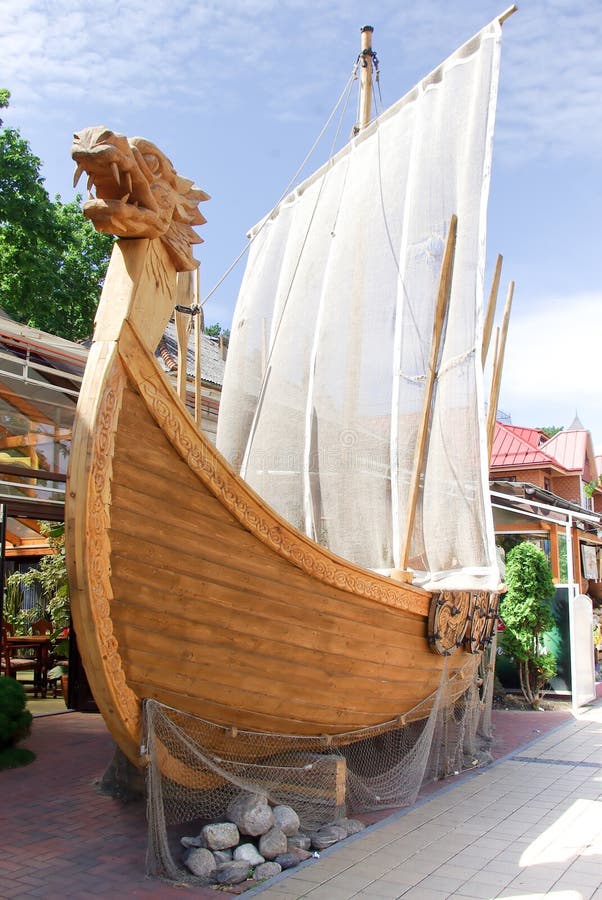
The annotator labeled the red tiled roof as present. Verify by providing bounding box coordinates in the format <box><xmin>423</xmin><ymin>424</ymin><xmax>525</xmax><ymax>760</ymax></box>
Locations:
<box><xmin>490</xmin><ymin>422</ymin><xmax>563</xmax><ymax>469</ymax></box>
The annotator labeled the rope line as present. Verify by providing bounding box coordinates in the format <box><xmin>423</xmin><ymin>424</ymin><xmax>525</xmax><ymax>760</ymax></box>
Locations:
<box><xmin>201</xmin><ymin>65</ymin><xmax>359</xmax><ymax>308</ymax></box>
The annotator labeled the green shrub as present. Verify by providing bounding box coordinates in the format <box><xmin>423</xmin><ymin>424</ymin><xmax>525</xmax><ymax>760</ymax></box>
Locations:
<box><xmin>0</xmin><ymin>676</ymin><xmax>34</xmax><ymax>768</ymax></box>
<box><xmin>500</xmin><ymin>541</ymin><xmax>557</xmax><ymax>708</ymax></box>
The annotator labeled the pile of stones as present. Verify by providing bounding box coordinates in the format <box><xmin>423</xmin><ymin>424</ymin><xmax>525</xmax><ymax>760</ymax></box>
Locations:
<box><xmin>181</xmin><ymin>791</ymin><xmax>365</xmax><ymax>886</ymax></box>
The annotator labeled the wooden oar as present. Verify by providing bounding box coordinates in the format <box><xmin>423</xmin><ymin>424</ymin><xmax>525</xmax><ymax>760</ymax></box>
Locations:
<box><xmin>393</xmin><ymin>214</ymin><xmax>457</xmax><ymax>582</ymax></box>
<box><xmin>487</xmin><ymin>279</ymin><xmax>514</xmax><ymax>455</ymax></box>
<box><xmin>482</xmin><ymin>254</ymin><xmax>502</xmax><ymax>368</ymax></box>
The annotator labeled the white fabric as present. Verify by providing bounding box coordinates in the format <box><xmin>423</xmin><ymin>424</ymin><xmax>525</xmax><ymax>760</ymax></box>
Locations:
<box><xmin>217</xmin><ymin>20</ymin><xmax>502</xmax><ymax>590</ymax></box>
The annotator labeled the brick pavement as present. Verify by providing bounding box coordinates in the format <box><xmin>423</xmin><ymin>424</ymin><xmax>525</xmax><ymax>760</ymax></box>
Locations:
<box><xmin>0</xmin><ymin>698</ymin><xmax>598</xmax><ymax>899</ymax></box>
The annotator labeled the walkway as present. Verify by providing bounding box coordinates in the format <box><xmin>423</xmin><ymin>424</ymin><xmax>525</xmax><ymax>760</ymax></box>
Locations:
<box><xmin>0</xmin><ymin>699</ymin><xmax>600</xmax><ymax>898</ymax></box>
<box><xmin>255</xmin><ymin>701</ymin><xmax>602</xmax><ymax>900</ymax></box>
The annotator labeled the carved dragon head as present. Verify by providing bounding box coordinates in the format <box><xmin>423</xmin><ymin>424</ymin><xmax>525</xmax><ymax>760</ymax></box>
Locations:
<box><xmin>71</xmin><ymin>126</ymin><xmax>209</xmax><ymax>272</ymax></box>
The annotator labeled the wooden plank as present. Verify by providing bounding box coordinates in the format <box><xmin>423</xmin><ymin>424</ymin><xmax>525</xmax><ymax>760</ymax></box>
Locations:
<box><xmin>116</xmin><ymin>626</ymin><xmax>439</xmax><ymax>717</ymax></box>
<box><xmin>109</xmin><ymin>572</ymin><xmax>433</xmax><ymax>669</ymax></box>
<box><xmin>110</xmin><ymin>592</ymin><xmax>442</xmax><ymax>685</ymax></box>
<box><xmin>107</xmin><ymin>521</ymin><xmax>430</xmax><ymax>642</ymax></box>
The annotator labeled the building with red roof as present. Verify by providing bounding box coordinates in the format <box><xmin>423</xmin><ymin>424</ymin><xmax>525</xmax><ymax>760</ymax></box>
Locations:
<box><xmin>490</xmin><ymin>416</ymin><xmax>602</xmax><ymax>595</ymax></box>
<box><xmin>491</xmin><ymin>415</ymin><xmax>602</xmax><ymax>697</ymax></box>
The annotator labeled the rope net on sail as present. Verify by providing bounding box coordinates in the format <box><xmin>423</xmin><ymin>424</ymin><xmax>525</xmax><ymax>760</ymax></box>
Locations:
<box><xmin>145</xmin><ymin>651</ymin><xmax>496</xmax><ymax>882</ymax></box>
<box><xmin>216</xmin><ymin>20</ymin><xmax>502</xmax><ymax>591</ymax></box>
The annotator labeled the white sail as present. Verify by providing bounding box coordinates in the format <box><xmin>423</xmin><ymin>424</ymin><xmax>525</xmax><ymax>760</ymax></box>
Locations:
<box><xmin>217</xmin><ymin>19</ymin><xmax>502</xmax><ymax>590</ymax></box>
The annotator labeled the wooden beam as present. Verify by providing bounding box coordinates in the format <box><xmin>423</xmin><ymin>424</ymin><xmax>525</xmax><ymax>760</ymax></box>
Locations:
<box><xmin>175</xmin><ymin>271</ymin><xmax>193</xmax><ymax>404</ymax></box>
<box><xmin>487</xmin><ymin>280</ymin><xmax>514</xmax><ymax>456</ymax></box>
<box><xmin>498</xmin><ymin>5</ymin><xmax>518</xmax><ymax>25</ymax></box>
<box><xmin>0</xmin><ymin>379</ymin><xmax>55</xmax><ymax>425</ymax></box>
<box><xmin>194</xmin><ymin>268</ymin><xmax>202</xmax><ymax>426</ymax></box>
<box><xmin>394</xmin><ymin>214</ymin><xmax>457</xmax><ymax>581</ymax></box>
<box><xmin>482</xmin><ymin>254</ymin><xmax>502</xmax><ymax>368</ymax></box>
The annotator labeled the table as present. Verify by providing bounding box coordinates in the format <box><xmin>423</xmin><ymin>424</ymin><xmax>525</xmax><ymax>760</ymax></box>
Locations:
<box><xmin>5</xmin><ymin>634</ymin><xmax>52</xmax><ymax>697</ymax></box>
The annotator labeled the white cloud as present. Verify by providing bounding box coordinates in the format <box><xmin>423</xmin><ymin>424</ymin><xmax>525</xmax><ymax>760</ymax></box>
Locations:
<box><xmin>499</xmin><ymin>291</ymin><xmax>602</xmax><ymax>449</ymax></box>
<box><xmin>2</xmin><ymin>0</ymin><xmax>601</xmax><ymax>163</ymax></box>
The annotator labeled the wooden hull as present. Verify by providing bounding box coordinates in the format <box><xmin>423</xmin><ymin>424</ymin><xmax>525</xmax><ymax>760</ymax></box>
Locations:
<box><xmin>66</xmin><ymin>240</ymin><xmax>480</xmax><ymax>766</ymax></box>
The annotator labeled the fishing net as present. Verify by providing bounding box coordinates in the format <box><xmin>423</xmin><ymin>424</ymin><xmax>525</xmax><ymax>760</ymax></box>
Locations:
<box><xmin>145</xmin><ymin>650</ymin><xmax>496</xmax><ymax>882</ymax></box>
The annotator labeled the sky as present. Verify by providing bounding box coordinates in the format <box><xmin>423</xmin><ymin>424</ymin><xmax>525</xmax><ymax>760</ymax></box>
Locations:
<box><xmin>1</xmin><ymin>0</ymin><xmax>601</xmax><ymax>448</ymax></box>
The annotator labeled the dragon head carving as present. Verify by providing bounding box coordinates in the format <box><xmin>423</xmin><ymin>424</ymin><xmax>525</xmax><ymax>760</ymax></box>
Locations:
<box><xmin>71</xmin><ymin>126</ymin><xmax>209</xmax><ymax>271</ymax></box>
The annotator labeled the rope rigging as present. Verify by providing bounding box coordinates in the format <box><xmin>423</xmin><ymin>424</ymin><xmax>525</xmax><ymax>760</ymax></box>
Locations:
<box><xmin>201</xmin><ymin>60</ymin><xmax>374</xmax><ymax>310</ymax></box>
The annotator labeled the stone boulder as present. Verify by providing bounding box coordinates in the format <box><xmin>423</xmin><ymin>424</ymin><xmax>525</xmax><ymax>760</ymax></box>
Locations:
<box><xmin>183</xmin><ymin>847</ymin><xmax>217</xmax><ymax>882</ymax></box>
<box><xmin>201</xmin><ymin>821</ymin><xmax>240</xmax><ymax>850</ymax></box>
<box><xmin>272</xmin><ymin>804</ymin><xmax>300</xmax><ymax>836</ymax></box>
<box><xmin>287</xmin><ymin>832</ymin><xmax>311</xmax><ymax>852</ymax></box>
<box><xmin>215</xmin><ymin>860</ymin><xmax>252</xmax><ymax>885</ymax></box>
<box><xmin>227</xmin><ymin>792</ymin><xmax>274</xmax><ymax>837</ymax></box>
<box><xmin>333</xmin><ymin>817</ymin><xmax>366</xmax><ymax>837</ymax></box>
<box><xmin>253</xmin><ymin>861</ymin><xmax>282</xmax><ymax>881</ymax></box>
<box><xmin>274</xmin><ymin>848</ymin><xmax>313</xmax><ymax>869</ymax></box>
<box><xmin>310</xmin><ymin>824</ymin><xmax>348</xmax><ymax>850</ymax></box>
<box><xmin>258</xmin><ymin>825</ymin><xmax>288</xmax><ymax>860</ymax></box>
<box><xmin>233</xmin><ymin>843</ymin><xmax>265</xmax><ymax>865</ymax></box>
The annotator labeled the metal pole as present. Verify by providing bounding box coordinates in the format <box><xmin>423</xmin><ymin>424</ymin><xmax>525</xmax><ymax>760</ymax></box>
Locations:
<box><xmin>0</xmin><ymin>503</ymin><xmax>6</xmax><ymax>635</ymax></box>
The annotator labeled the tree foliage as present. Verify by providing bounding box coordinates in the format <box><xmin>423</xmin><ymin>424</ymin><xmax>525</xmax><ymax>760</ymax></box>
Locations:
<box><xmin>204</xmin><ymin>322</ymin><xmax>230</xmax><ymax>340</ymax></box>
<box><xmin>0</xmin><ymin>677</ymin><xmax>35</xmax><ymax>769</ymax></box>
<box><xmin>500</xmin><ymin>541</ymin><xmax>557</xmax><ymax>708</ymax></box>
<box><xmin>6</xmin><ymin>522</ymin><xmax>69</xmax><ymax>633</ymax></box>
<box><xmin>0</xmin><ymin>90</ymin><xmax>113</xmax><ymax>340</ymax></box>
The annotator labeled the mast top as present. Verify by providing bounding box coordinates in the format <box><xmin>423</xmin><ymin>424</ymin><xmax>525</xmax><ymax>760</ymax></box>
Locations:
<box><xmin>356</xmin><ymin>25</ymin><xmax>377</xmax><ymax>133</ymax></box>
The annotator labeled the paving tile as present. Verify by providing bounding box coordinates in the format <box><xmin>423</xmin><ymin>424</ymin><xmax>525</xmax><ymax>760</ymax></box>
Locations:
<box><xmin>320</xmin><ymin>872</ymin><xmax>378</xmax><ymax>892</ymax></box>
<box><xmin>413</xmin><ymin>873</ymin><xmax>467</xmax><ymax>892</ymax></box>
<box><xmin>452</xmin><ymin>882</ymin><xmax>512</xmax><ymax>899</ymax></box>
<box><xmin>353</xmin><ymin>885</ymin><xmax>406</xmax><ymax>899</ymax></box>
<box><xmin>396</xmin><ymin>889</ymin><xmax>449</xmax><ymax>899</ymax></box>
<box><xmin>302</xmin><ymin>884</ymin><xmax>359</xmax><ymax>899</ymax></box>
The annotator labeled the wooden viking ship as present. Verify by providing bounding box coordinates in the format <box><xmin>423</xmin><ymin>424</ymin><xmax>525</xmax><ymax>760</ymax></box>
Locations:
<box><xmin>66</xmin><ymin>10</ymin><xmax>515</xmax><ymax>768</ymax></box>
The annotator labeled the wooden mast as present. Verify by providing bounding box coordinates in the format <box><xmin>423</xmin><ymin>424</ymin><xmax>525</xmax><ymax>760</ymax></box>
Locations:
<box><xmin>357</xmin><ymin>26</ymin><xmax>374</xmax><ymax>131</ymax></box>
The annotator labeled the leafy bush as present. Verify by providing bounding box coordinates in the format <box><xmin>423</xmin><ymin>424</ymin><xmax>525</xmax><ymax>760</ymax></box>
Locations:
<box><xmin>5</xmin><ymin>521</ymin><xmax>70</xmax><ymax>661</ymax></box>
<box><xmin>0</xmin><ymin>676</ymin><xmax>35</xmax><ymax>768</ymax></box>
<box><xmin>500</xmin><ymin>541</ymin><xmax>557</xmax><ymax>708</ymax></box>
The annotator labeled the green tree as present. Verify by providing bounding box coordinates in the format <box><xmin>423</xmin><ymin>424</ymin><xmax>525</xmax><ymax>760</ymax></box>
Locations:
<box><xmin>500</xmin><ymin>541</ymin><xmax>557</xmax><ymax>708</ymax></box>
<box><xmin>204</xmin><ymin>322</ymin><xmax>230</xmax><ymax>340</ymax></box>
<box><xmin>0</xmin><ymin>90</ymin><xmax>112</xmax><ymax>340</ymax></box>
<box><xmin>6</xmin><ymin>522</ymin><xmax>69</xmax><ymax>635</ymax></box>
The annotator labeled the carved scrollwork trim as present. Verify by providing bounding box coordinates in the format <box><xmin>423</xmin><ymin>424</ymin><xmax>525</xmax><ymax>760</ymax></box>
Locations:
<box><xmin>428</xmin><ymin>590</ymin><xmax>472</xmax><ymax>656</ymax></box>
<box><xmin>465</xmin><ymin>591</ymin><xmax>500</xmax><ymax>654</ymax></box>
<box><xmin>429</xmin><ymin>590</ymin><xmax>500</xmax><ymax>656</ymax></box>
<box><xmin>85</xmin><ymin>356</ymin><xmax>141</xmax><ymax>733</ymax></box>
